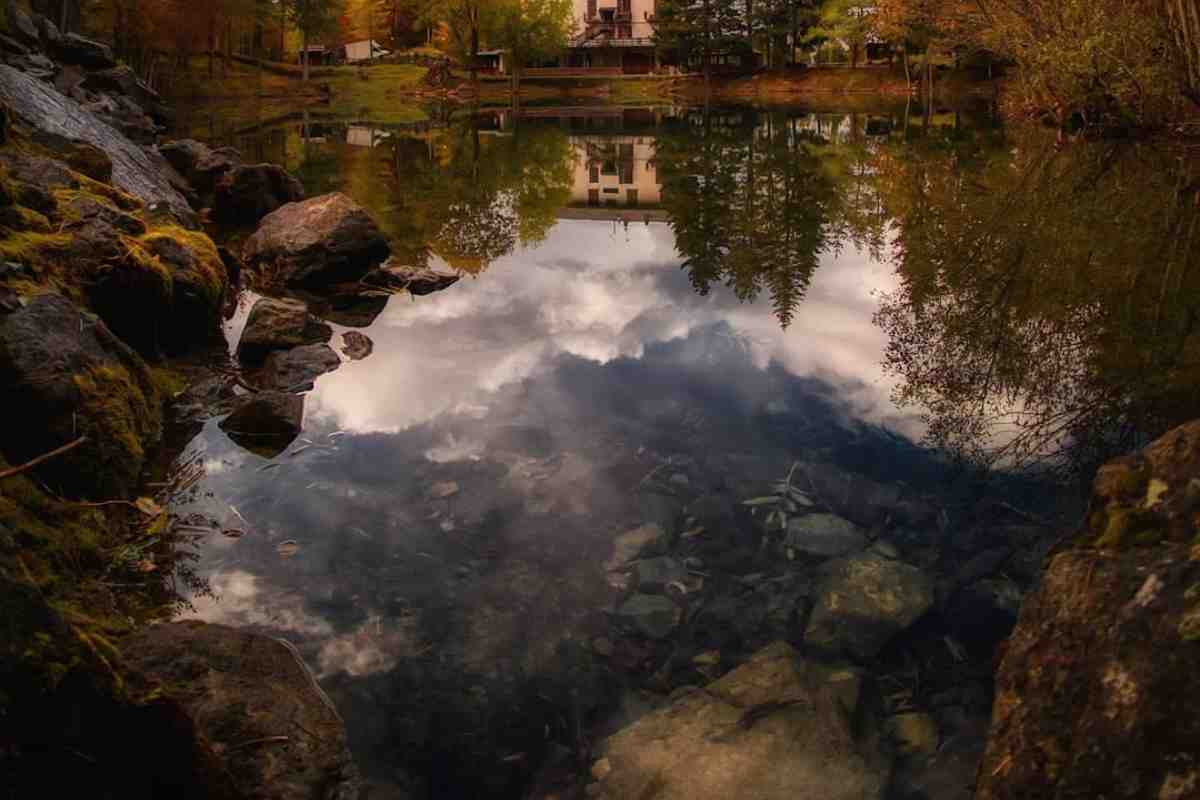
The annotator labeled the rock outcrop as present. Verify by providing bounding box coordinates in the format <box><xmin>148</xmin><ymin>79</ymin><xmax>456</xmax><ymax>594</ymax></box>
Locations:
<box><xmin>0</xmin><ymin>65</ymin><xmax>193</xmax><ymax>223</ymax></box>
<box><xmin>976</xmin><ymin>420</ymin><xmax>1200</xmax><ymax>800</ymax></box>
<box><xmin>589</xmin><ymin>642</ymin><xmax>888</xmax><ymax>800</ymax></box>
<box><xmin>121</xmin><ymin>621</ymin><xmax>362</xmax><ymax>800</ymax></box>
<box><xmin>242</xmin><ymin>193</ymin><xmax>389</xmax><ymax>286</ymax></box>
<box><xmin>0</xmin><ymin>294</ymin><xmax>160</xmax><ymax>498</ymax></box>
<box><xmin>260</xmin><ymin>343</ymin><xmax>341</xmax><ymax>391</ymax></box>
<box><xmin>219</xmin><ymin>391</ymin><xmax>304</xmax><ymax>457</ymax></box>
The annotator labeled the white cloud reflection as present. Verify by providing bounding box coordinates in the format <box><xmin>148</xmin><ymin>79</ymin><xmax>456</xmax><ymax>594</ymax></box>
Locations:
<box><xmin>301</xmin><ymin>217</ymin><xmax>911</xmax><ymax>441</ymax></box>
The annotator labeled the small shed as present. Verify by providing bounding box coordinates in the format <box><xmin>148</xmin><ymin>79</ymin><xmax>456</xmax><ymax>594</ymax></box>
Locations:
<box><xmin>475</xmin><ymin>49</ymin><xmax>506</xmax><ymax>74</ymax></box>
<box><xmin>298</xmin><ymin>44</ymin><xmax>335</xmax><ymax>65</ymax></box>
<box><xmin>344</xmin><ymin>39</ymin><xmax>390</xmax><ymax>63</ymax></box>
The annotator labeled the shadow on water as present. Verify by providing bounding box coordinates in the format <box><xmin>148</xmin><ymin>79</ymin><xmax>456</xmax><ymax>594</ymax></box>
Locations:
<box><xmin>167</xmin><ymin>102</ymin><xmax>1200</xmax><ymax>797</ymax></box>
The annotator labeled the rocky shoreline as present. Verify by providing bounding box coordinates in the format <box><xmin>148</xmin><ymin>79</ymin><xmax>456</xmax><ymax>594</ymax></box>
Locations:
<box><xmin>1</xmin><ymin>14</ymin><xmax>1198</xmax><ymax>800</ymax></box>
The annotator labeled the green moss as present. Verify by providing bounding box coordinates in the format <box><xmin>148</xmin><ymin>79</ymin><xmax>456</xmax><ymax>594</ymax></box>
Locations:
<box><xmin>149</xmin><ymin>365</ymin><xmax>188</xmax><ymax>398</ymax></box>
<box><xmin>117</xmin><ymin>235</ymin><xmax>173</xmax><ymax>287</ymax></box>
<box><xmin>1091</xmin><ymin>506</ymin><xmax>1167</xmax><ymax>549</ymax></box>
<box><xmin>140</xmin><ymin>224</ymin><xmax>227</xmax><ymax>305</ymax></box>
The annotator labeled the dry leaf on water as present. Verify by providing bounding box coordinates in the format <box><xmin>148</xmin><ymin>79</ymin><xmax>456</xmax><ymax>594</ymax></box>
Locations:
<box><xmin>276</xmin><ymin>539</ymin><xmax>300</xmax><ymax>558</ymax></box>
<box><xmin>135</xmin><ymin>497</ymin><xmax>164</xmax><ymax>517</ymax></box>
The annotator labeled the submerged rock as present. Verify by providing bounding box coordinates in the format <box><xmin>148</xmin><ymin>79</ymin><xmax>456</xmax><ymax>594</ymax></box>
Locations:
<box><xmin>591</xmin><ymin>642</ymin><xmax>887</xmax><ymax>800</ymax></box>
<box><xmin>976</xmin><ymin>420</ymin><xmax>1200</xmax><ymax>800</ymax></box>
<box><xmin>806</xmin><ymin>551</ymin><xmax>934</xmax><ymax>660</ymax></box>
<box><xmin>241</xmin><ymin>192</ymin><xmax>388</xmax><ymax>287</ymax></box>
<box><xmin>784</xmin><ymin>513</ymin><xmax>867</xmax><ymax>558</ymax></box>
<box><xmin>236</xmin><ymin>297</ymin><xmax>333</xmax><ymax>364</ymax></box>
<box><xmin>0</xmin><ymin>65</ymin><xmax>194</xmax><ymax>224</ymax></box>
<box><xmin>260</xmin><ymin>343</ymin><xmax>341</xmax><ymax>391</ymax></box>
<box><xmin>212</xmin><ymin>163</ymin><xmax>305</xmax><ymax>225</ymax></box>
<box><xmin>0</xmin><ymin>293</ymin><xmax>160</xmax><ymax>498</ymax></box>
<box><xmin>340</xmin><ymin>331</ymin><xmax>373</xmax><ymax>360</ymax></box>
<box><xmin>219</xmin><ymin>391</ymin><xmax>303</xmax><ymax>458</ymax></box>
<box><xmin>614</xmin><ymin>594</ymin><xmax>679</xmax><ymax>639</ymax></box>
<box><xmin>121</xmin><ymin>621</ymin><xmax>361</xmax><ymax>800</ymax></box>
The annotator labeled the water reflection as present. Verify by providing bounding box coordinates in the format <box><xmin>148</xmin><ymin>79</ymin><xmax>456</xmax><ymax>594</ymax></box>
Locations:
<box><xmin>169</xmin><ymin>103</ymin><xmax>1200</xmax><ymax>795</ymax></box>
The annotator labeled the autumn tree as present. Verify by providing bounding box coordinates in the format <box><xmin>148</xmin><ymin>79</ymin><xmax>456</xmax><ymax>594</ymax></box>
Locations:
<box><xmin>653</xmin><ymin>0</ymin><xmax>743</xmax><ymax>80</ymax></box>
<box><xmin>489</xmin><ymin>0</ymin><xmax>573</xmax><ymax>94</ymax></box>
<box><xmin>814</xmin><ymin>0</ymin><xmax>873</xmax><ymax>66</ymax></box>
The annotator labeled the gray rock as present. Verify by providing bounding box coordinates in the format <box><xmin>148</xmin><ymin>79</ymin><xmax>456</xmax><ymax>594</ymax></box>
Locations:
<box><xmin>36</xmin><ymin>15</ymin><xmax>60</xmax><ymax>46</ymax></box>
<box><xmin>260</xmin><ymin>343</ymin><xmax>342</xmax><ymax>391</ymax></box>
<box><xmin>213</xmin><ymin>163</ymin><xmax>305</xmax><ymax>225</ymax></box>
<box><xmin>614</xmin><ymin>594</ymin><xmax>679</xmax><ymax>639</ymax></box>
<box><xmin>242</xmin><ymin>192</ymin><xmax>389</xmax><ymax>287</ymax></box>
<box><xmin>340</xmin><ymin>330</ymin><xmax>373</xmax><ymax>360</ymax></box>
<box><xmin>634</xmin><ymin>557</ymin><xmax>687</xmax><ymax>593</ymax></box>
<box><xmin>806</xmin><ymin>551</ymin><xmax>935</xmax><ymax>660</ymax></box>
<box><xmin>785</xmin><ymin>513</ymin><xmax>868</xmax><ymax>558</ymax></box>
<box><xmin>236</xmin><ymin>297</ymin><xmax>333</xmax><ymax>363</ymax></box>
<box><xmin>219</xmin><ymin>391</ymin><xmax>304</xmax><ymax>458</ymax></box>
<box><xmin>591</xmin><ymin>642</ymin><xmax>887</xmax><ymax>800</ymax></box>
<box><xmin>159</xmin><ymin>138</ymin><xmax>239</xmax><ymax>195</ymax></box>
<box><xmin>79</xmin><ymin>65</ymin><xmax>163</xmax><ymax>122</ymax></box>
<box><xmin>0</xmin><ymin>65</ymin><xmax>194</xmax><ymax>224</ymax></box>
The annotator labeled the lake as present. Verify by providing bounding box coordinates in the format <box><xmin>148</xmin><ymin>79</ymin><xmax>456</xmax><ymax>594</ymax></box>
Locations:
<box><xmin>165</xmin><ymin>102</ymin><xmax>1200</xmax><ymax>798</ymax></box>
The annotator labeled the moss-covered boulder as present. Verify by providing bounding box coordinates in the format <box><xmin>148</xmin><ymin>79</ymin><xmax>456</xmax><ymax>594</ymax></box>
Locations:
<box><xmin>976</xmin><ymin>420</ymin><xmax>1200</xmax><ymax>799</ymax></box>
<box><xmin>0</xmin><ymin>293</ymin><xmax>161</xmax><ymax>498</ymax></box>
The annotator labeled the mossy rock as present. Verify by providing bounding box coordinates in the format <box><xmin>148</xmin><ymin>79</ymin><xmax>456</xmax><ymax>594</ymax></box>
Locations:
<box><xmin>0</xmin><ymin>293</ymin><xmax>161</xmax><ymax>498</ymax></box>
<box><xmin>139</xmin><ymin>224</ymin><xmax>228</xmax><ymax>350</ymax></box>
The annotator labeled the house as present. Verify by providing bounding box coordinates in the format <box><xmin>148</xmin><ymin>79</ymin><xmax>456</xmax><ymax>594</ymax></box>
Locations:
<box><xmin>344</xmin><ymin>39</ymin><xmax>390</xmax><ymax>63</ymax></box>
<box><xmin>297</xmin><ymin>44</ymin><xmax>335</xmax><ymax>66</ymax></box>
<box><xmin>559</xmin><ymin>133</ymin><xmax>668</xmax><ymax>222</ymax></box>
<box><xmin>563</xmin><ymin>0</ymin><xmax>658</xmax><ymax>74</ymax></box>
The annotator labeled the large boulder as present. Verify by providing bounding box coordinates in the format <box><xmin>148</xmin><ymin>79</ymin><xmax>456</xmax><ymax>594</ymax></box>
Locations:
<box><xmin>361</xmin><ymin>261</ymin><xmax>460</xmax><ymax>296</ymax></box>
<box><xmin>242</xmin><ymin>193</ymin><xmax>389</xmax><ymax>287</ymax></box>
<box><xmin>121</xmin><ymin>621</ymin><xmax>361</xmax><ymax>800</ymax></box>
<box><xmin>976</xmin><ymin>420</ymin><xmax>1200</xmax><ymax>800</ymax></box>
<box><xmin>590</xmin><ymin>642</ymin><xmax>888</xmax><ymax>800</ymax></box>
<box><xmin>213</xmin><ymin>163</ymin><xmax>305</xmax><ymax>225</ymax></box>
<box><xmin>219</xmin><ymin>391</ymin><xmax>303</xmax><ymax>458</ymax></box>
<box><xmin>805</xmin><ymin>551</ymin><xmax>934</xmax><ymax>660</ymax></box>
<box><xmin>0</xmin><ymin>294</ymin><xmax>161</xmax><ymax>498</ymax></box>
<box><xmin>236</xmin><ymin>297</ymin><xmax>333</xmax><ymax>363</ymax></box>
<box><xmin>53</xmin><ymin>32</ymin><xmax>115</xmax><ymax>69</ymax></box>
<box><xmin>0</xmin><ymin>65</ymin><xmax>194</xmax><ymax>224</ymax></box>
<box><xmin>79</xmin><ymin>64</ymin><xmax>168</xmax><ymax>124</ymax></box>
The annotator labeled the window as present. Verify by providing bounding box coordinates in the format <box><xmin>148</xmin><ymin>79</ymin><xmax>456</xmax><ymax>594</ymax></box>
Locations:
<box><xmin>587</xmin><ymin>0</ymin><xmax>596</xmax><ymax>16</ymax></box>
<box><xmin>589</xmin><ymin>163</ymin><xmax>599</xmax><ymax>183</ymax></box>
<box><xmin>626</xmin><ymin>189</ymin><xmax>639</xmax><ymax>206</ymax></box>
<box><xmin>603</xmin><ymin>187</ymin><xmax>620</xmax><ymax>194</ymax></box>
<box><xmin>619</xmin><ymin>162</ymin><xmax>634</xmax><ymax>184</ymax></box>
<box><xmin>618</xmin><ymin>0</ymin><xmax>631</xmax><ymax>14</ymax></box>
<box><xmin>588</xmin><ymin>189</ymin><xmax>600</xmax><ymax>206</ymax></box>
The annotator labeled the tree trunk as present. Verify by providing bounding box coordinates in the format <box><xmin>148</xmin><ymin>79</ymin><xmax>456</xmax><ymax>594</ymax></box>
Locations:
<box><xmin>902</xmin><ymin>46</ymin><xmax>910</xmax><ymax>92</ymax></box>
<box><xmin>470</xmin><ymin>10</ymin><xmax>479</xmax><ymax>87</ymax></box>
<box><xmin>1166</xmin><ymin>0</ymin><xmax>1200</xmax><ymax>105</ymax></box>
<box><xmin>208</xmin><ymin>13</ymin><xmax>215</xmax><ymax>79</ymax></box>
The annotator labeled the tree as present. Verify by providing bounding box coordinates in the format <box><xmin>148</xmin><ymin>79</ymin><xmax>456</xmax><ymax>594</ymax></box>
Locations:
<box><xmin>490</xmin><ymin>0</ymin><xmax>573</xmax><ymax>95</ymax></box>
<box><xmin>653</xmin><ymin>0</ymin><xmax>743</xmax><ymax>81</ymax></box>
<box><xmin>288</xmin><ymin>0</ymin><xmax>342</xmax><ymax>79</ymax></box>
<box><xmin>1165</xmin><ymin>0</ymin><xmax>1200</xmax><ymax>105</ymax></box>
<box><xmin>814</xmin><ymin>0</ymin><xmax>873</xmax><ymax>66</ymax></box>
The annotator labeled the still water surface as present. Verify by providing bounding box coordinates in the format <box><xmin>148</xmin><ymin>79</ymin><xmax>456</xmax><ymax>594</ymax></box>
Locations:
<box><xmin>168</xmin><ymin>104</ymin><xmax>1200</xmax><ymax>796</ymax></box>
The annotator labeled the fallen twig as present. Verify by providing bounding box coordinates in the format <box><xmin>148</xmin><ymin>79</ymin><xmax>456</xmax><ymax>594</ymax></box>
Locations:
<box><xmin>0</xmin><ymin>436</ymin><xmax>88</xmax><ymax>480</ymax></box>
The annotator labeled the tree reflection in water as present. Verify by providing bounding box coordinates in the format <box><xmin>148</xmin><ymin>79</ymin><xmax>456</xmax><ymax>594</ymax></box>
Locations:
<box><xmin>876</xmin><ymin>129</ymin><xmax>1200</xmax><ymax>480</ymax></box>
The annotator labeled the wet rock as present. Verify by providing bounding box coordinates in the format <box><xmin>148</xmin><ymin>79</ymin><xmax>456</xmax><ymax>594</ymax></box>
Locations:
<box><xmin>242</xmin><ymin>192</ymin><xmax>389</xmax><ymax>287</ymax></box>
<box><xmin>784</xmin><ymin>513</ymin><xmax>867</xmax><ymax>558</ymax></box>
<box><xmin>976</xmin><ymin>420</ymin><xmax>1200</xmax><ymax>800</ymax></box>
<box><xmin>260</xmin><ymin>343</ymin><xmax>341</xmax><ymax>391</ymax></box>
<box><xmin>606</xmin><ymin>523</ymin><xmax>668</xmax><ymax>573</ymax></box>
<box><xmin>158</xmin><ymin>138</ymin><xmax>239</xmax><ymax>195</ymax></box>
<box><xmin>219</xmin><ymin>391</ymin><xmax>303</xmax><ymax>458</ymax></box>
<box><xmin>806</xmin><ymin>551</ymin><xmax>934</xmax><ymax>660</ymax></box>
<box><xmin>614</xmin><ymin>594</ymin><xmax>679</xmax><ymax>639</ymax></box>
<box><xmin>591</xmin><ymin>642</ymin><xmax>887</xmax><ymax>800</ymax></box>
<box><xmin>634</xmin><ymin>557</ymin><xmax>687</xmax><ymax>593</ymax></box>
<box><xmin>5</xmin><ymin>1</ymin><xmax>39</xmax><ymax>45</ymax></box>
<box><xmin>0</xmin><ymin>294</ymin><xmax>161</xmax><ymax>498</ymax></box>
<box><xmin>212</xmin><ymin>163</ymin><xmax>305</xmax><ymax>225</ymax></box>
<box><xmin>362</xmin><ymin>261</ymin><xmax>461</xmax><ymax>295</ymax></box>
<box><xmin>236</xmin><ymin>297</ymin><xmax>333</xmax><ymax>363</ymax></box>
<box><xmin>341</xmin><ymin>331</ymin><xmax>373</xmax><ymax>360</ymax></box>
<box><xmin>121</xmin><ymin>621</ymin><xmax>361</xmax><ymax>800</ymax></box>
<box><xmin>54</xmin><ymin>33</ymin><xmax>115</xmax><ymax>69</ymax></box>
<box><xmin>0</xmin><ymin>65</ymin><xmax>194</xmax><ymax>224</ymax></box>
<box><xmin>887</xmin><ymin>712</ymin><xmax>939</xmax><ymax>757</ymax></box>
